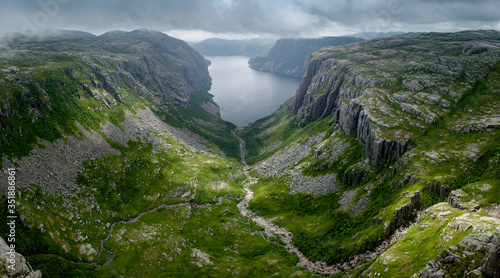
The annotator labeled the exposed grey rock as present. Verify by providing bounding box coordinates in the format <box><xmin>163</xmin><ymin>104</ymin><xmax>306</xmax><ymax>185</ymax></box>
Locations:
<box><xmin>288</xmin><ymin>170</ymin><xmax>338</xmax><ymax>195</ymax></box>
<box><xmin>0</xmin><ymin>121</ymin><xmax>119</xmax><ymax>194</ymax></box>
<box><xmin>350</xmin><ymin>193</ymin><xmax>370</xmax><ymax>216</ymax></box>
<box><xmin>253</xmin><ymin>133</ymin><xmax>325</xmax><ymax>176</ymax></box>
<box><xmin>482</xmin><ymin>230</ymin><xmax>500</xmax><ymax>278</ymax></box>
<box><xmin>0</xmin><ymin>237</ymin><xmax>42</xmax><ymax>278</ymax></box>
<box><xmin>339</xmin><ymin>189</ymin><xmax>359</xmax><ymax>211</ymax></box>
<box><xmin>440</xmin><ymin>185</ymin><xmax>452</xmax><ymax>199</ymax></box>
<box><xmin>290</xmin><ymin>30</ymin><xmax>500</xmax><ymax>166</ymax></box>
<box><xmin>259</xmin><ymin>141</ymin><xmax>282</xmax><ymax>155</ymax></box>
<box><xmin>419</xmin><ymin>265</ymin><xmax>446</xmax><ymax>278</ymax></box>
<box><xmin>448</xmin><ymin>189</ymin><xmax>480</xmax><ymax>212</ymax></box>
<box><xmin>103</xmin><ymin>108</ymin><xmax>212</xmax><ymax>154</ymax></box>
<box><xmin>190</xmin><ymin>248</ymin><xmax>213</xmax><ymax>267</ymax></box>
<box><xmin>343</xmin><ymin>160</ymin><xmax>370</xmax><ymax>187</ymax></box>
<box><xmin>0</xmin><ymin>108</ymin><xmax>212</xmax><ymax>195</ymax></box>
<box><xmin>311</xmin><ymin>132</ymin><xmax>352</xmax><ymax>173</ymax></box>
<box><xmin>393</xmin><ymin>191</ymin><xmax>421</xmax><ymax>226</ymax></box>
<box><xmin>419</xmin><ymin>231</ymin><xmax>500</xmax><ymax>278</ymax></box>
<box><xmin>199</xmin><ymin>101</ymin><xmax>221</xmax><ymax>118</ymax></box>
<box><xmin>253</xmin><ymin>132</ymin><xmax>347</xmax><ymax>196</ymax></box>
<box><xmin>167</xmin><ymin>184</ymin><xmax>194</xmax><ymax>201</ymax></box>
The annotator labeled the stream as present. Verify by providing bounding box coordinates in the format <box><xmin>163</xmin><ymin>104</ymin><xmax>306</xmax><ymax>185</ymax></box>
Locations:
<box><xmin>50</xmin><ymin>130</ymin><xmax>408</xmax><ymax>276</ymax></box>
<box><xmin>233</xmin><ymin>129</ymin><xmax>341</xmax><ymax>276</ymax></box>
<box><xmin>232</xmin><ymin>129</ymin><xmax>415</xmax><ymax>276</ymax></box>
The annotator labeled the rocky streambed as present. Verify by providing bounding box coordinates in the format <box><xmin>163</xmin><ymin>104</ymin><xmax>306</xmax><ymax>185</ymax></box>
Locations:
<box><xmin>233</xmin><ymin>130</ymin><xmax>416</xmax><ymax>276</ymax></box>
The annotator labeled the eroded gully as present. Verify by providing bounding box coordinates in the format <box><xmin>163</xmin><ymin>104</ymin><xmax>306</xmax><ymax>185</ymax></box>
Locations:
<box><xmin>52</xmin><ymin>130</ymin><xmax>408</xmax><ymax>275</ymax></box>
<box><xmin>232</xmin><ymin>129</ymin><xmax>414</xmax><ymax>276</ymax></box>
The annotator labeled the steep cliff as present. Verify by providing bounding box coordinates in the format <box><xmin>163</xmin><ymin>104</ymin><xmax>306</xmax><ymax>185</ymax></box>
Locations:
<box><xmin>0</xmin><ymin>30</ymin><xmax>274</xmax><ymax>277</ymax></box>
<box><xmin>248</xmin><ymin>36</ymin><xmax>363</xmax><ymax>78</ymax></box>
<box><xmin>292</xmin><ymin>30</ymin><xmax>500</xmax><ymax>165</ymax></box>
<box><xmin>239</xmin><ymin>30</ymin><xmax>500</xmax><ymax>274</ymax></box>
<box><xmin>2</xmin><ymin>29</ymin><xmax>211</xmax><ymax>108</ymax></box>
<box><xmin>90</xmin><ymin>29</ymin><xmax>213</xmax><ymax>108</ymax></box>
<box><xmin>1</xmin><ymin>29</ymin><xmax>500</xmax><ymax>277</ymax></box>
<box><xmin>0</xmin><ymin>29</ymin><xmax>242</xmax><ymax>164</ymax></box>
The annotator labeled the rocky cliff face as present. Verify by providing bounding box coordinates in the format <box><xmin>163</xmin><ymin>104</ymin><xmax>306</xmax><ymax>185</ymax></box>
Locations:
<box><xmin>0</xmin><ymin>237</ymin><xmax>42</xmax><ymax>278</ymax></box>
<box><xmin>0</xmin><ymin>29</ymin><xmax>252</xmax><ymax>278</ymax></box>
<box><xmin>419</xmin><ymin>230</ymin><xmax>500</xmax><ymax>278</ymax></box>
<box><xmin>1</xmin><ymin>29</ymin><xmax>212</xmax><ymax>112</ymax></box>
<box><xmin>0</xmin><ymin>29</ymin><xmax>231</xmax><ymax>167</ymax></box>
<box><xmin>248</xmin><ymin>37</ymin><xmax>363</xmax><ymax>79</ymax></box>
<box><xmin>291</xmin><ymin>30</ymin><xmax>500</xmax><ymax>165</ymax></box>
<box><xmin>90</xmin><ymin>29</ymin><xmax>213</xmax><ymax>109</ymax></box>
<box><xmin>240</xmin><ymin>30</ymin><xmax>500</xmax><ymax>276</ymax></box>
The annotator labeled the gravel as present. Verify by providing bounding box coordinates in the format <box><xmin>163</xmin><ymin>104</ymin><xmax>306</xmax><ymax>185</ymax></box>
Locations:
<box><xmin>0</xmin><ymin>108</ymin><xmax>212</xmax><ymax>195</ymax></box>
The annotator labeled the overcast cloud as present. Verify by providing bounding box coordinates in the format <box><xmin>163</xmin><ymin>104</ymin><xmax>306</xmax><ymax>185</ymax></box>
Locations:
<box><xmin>0</xmin><ymin>0</ymin><xmax>499</xmax><ymax>41</ymax></box>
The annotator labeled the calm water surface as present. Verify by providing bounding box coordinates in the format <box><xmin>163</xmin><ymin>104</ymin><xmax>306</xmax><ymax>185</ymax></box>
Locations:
<box><xmin>206</xmin><ymin>56</ymin><xmax>300</xmax><ymax>127</ymax></box>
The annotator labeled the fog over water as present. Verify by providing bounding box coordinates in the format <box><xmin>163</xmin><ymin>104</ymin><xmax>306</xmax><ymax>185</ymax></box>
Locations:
<box><xmin>206</xmin><ymin>56</ymin><xmax>300</xmax><ymax>127</ymax></box>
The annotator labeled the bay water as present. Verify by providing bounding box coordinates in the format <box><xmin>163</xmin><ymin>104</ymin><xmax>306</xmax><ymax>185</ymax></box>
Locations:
<box><xmin>206</xmin><ymin>56</ymin><xmax>300</xmax><ymax>127</ymax></box>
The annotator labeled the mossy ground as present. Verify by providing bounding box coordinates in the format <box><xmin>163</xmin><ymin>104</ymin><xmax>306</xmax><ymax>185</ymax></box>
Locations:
<box><xmin>99</xmin><ymin>199</ymin><xmax>313</xmax><ymax>277</ymax></box>
<box><xmin>2</xmin><ymin>32</ymin><xmax>500</xmax><ymax>277</ymax></box>
<box><xmin>239</xmin><ymin>47</ymin><xmax>500</xmax><ymax>276</ymax></box>
<box><xmin>360</xmin><ymin>202</ymin><xmax>500</xmax><ymax>277</ymax></box>
<box><xmin>0</xmin><ymin>43</ymin><xmax>251</xmax><ymax>277</ymax></box>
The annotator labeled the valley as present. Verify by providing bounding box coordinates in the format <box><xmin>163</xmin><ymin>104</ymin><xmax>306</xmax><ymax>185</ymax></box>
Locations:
<box><xmin>0</xmin><ymin>29</ymin><xmax>499</xmax><ymax>278</ymax></box>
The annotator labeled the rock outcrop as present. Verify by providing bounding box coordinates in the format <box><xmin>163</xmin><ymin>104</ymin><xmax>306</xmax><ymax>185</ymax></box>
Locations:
<box><xmin>448</xmin><ymin>189</ymin><xmax>481</xmax><ymax>212</ymax></box>
<box><xmin>393</xmin><ymin>191</ymin><xmax>421</xmax><ymax>226</ymax></box>
<box><xmin>291</xmin><ymin>30</ymin><xmax>500</xmax><ymax>165</ymax></box>
<box><xmin>0</xmin><ymin>237</ymin><xmax>42</xmax><ymax>278</ymax></box>
<box><xmin>482</xmin><ymin>230</ymin><xmax>500</xmax><ymax>278</ymax></box>
<box><xmin>1</xmin><ymin>29</ymin><xmax>214</xmax><ymax>115</ymax></box>
<box><xmin>419</xmin><ymin>230</ymin><xmax>500</xmax><ymax>278</ymax></box>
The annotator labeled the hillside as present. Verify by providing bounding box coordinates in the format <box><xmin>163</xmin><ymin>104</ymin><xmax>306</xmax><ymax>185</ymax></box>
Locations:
<box><xmin>248</xmin><ymin>36</ymin><xmax>364</xmax><ymax>79</ymax></box>
<box><xmin>2</xmin><ymin>28</ymin><xmax>96</xmax><ymax>40</ymax></box>
<box><xmin>348</xmin><ymin>31</ymin><xmax>417</xmax><ymax>40</ymax></box>
<box><xmin>239</xmin><ymin>30</ymin><xmax>500</xmax><ymax>277</ymax></box>
<box><xmin>0</xmin><ymin>29</ymin><xmax>312</xmax><ymax>277</ymax></box>
<box><xmin>1</xmin><ymin>29</ymin><xmax>500</xmax><ymax>277</ymax></box>
<box><xmin>191</xmin><ymin>38</ymin><xmax>275</xmax><ymax>57</ymax></box>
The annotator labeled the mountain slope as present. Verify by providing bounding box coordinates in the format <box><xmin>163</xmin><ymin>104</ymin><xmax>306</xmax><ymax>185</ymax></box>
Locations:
<box><xmin>348</xmin><ymin>31</ymin><xmax>418</xmax><ymax>40</ymax></box>
<box><xmin>0</xmin><ymin>29</ymin><xmax>316</xmax><ymax>277</ymax></box>
<box><xmin>0</xmin><ymin>28</ymin><xmax>242</xmax><ymax>162</ymax></box>
<box><xmin>292</xmin><ymin>30</ymin><xmax>500</xmax><ymax>166</ymax></box>
<box><xmin>1</xmin><ymin>29</ymin><xmax>500</xmax><ymax>277</ymax></box>
<box><xmin>3</xmin><ymin>28</ymin><xmax>96</xmax><ymax>40</ymax></box>
<box><xmin>248</xmin><ymin>36</ymin><xmax>364</xmax><ymax>79</ymax></box>
<box><xmin>240</xmin><ymin>30</ymin><xmax>500</xmax><ymax>276</ymax></box>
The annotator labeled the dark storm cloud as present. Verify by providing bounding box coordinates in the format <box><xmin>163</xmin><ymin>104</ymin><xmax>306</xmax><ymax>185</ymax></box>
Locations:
<box><xmin>0</xmin><ymin>0</ymin><xmax>499</xmax><ymax>39</ymax></box>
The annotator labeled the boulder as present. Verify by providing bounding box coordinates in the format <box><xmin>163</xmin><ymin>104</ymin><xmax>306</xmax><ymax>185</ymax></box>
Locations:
<box><xmin>0</xmin><ymin>237</ymin><xmax>42</xmax><ymax>278</ymax></box>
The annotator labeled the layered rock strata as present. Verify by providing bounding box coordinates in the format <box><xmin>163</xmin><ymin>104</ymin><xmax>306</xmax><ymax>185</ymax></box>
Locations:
<box><xmin>291</xmin><ymin>30</ymin><xmax>500</xmax><ymax>165</ymax></box>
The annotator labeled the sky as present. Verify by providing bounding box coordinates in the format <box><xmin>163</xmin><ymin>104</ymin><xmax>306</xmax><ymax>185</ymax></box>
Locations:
<box><xmin>0</xmin><ymin>0</ymin><xmax>499</xmax><ymax>42</ymax></box>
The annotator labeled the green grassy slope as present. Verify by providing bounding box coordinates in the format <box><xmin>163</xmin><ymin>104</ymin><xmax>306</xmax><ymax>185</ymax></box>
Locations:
<box><xmin>0</xmin><ymin>30</ymin><xmax>307</xmax><ymax>277</ymax></box>
<box><xmin>239</xmin><ymin>31</ymin><xmax>500</xmax><ymax>274</ymax></box>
